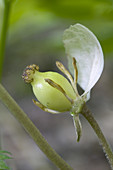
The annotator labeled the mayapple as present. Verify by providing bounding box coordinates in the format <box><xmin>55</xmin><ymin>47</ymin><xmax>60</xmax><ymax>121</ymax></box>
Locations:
<box><xmin>22</xmin><ymin>23</ymin><xmax>104</xmax><ymax>115</ymax></box>
<box><xmin>22</xmin><ymin>59</ymin><xmax>79</xmax><ymax>113</ymax></box>
<box><xmin>22</xmin><ymin>23</ymin><xmax>104</xmax><ymax>142</ymax></box>
<box><xmin>22</xmin><ymin>58</ymin><xmax>83</xmax><ymax>141</ymax></box>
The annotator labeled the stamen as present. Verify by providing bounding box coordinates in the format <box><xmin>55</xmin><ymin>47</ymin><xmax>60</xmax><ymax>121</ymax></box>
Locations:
<box><xmin>56</xmin><ymin>61</ymin><xmax>74</xmax><ymax>86</ymax></box>
<box><xmin>72</xmin><ymin>57</ymin><xmax>78</xmax><ymax>84</ymax></box>
<box><xmin>56</xmin><ymin>60</ymin><xmax>79</xmax><ymax>96</ymax></box>
<box><xmin>32</xmin><ymin>99</ymin><xmax>60</xmax><ymax>114</ymax></box>
<box><xmin>45</xmin><ymin>78</ymin><xmax>74</xmax><ymax>104</ymax></box>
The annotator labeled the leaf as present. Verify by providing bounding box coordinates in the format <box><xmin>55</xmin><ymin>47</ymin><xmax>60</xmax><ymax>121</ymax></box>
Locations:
<box><xmin>0</xmin><ymin>151</ymin><xmax>12</xmax><ymax>155</ymax></box>
<box><xmin>0</xmin><ymin>151</ymin><xmax>12</xmax><ymax>170</ymax></box>
<box><xmin>63</xmin><ymin>23</ymin><xmax>104</xmax><ymax>97</ymax></box>
<box><xmin>0</xmin><ymin>160</ymin><xmax>10</xmax><ymax>170</ymax></box>
<box><xmin>0</xmin><ymin>154</ymin><xmax>12</xmax><ymax>160</ymax></box>
<box><xmin>0</xmin><ymin>151</ymin><xmax>12</xmax><ymax>161</ymax></box>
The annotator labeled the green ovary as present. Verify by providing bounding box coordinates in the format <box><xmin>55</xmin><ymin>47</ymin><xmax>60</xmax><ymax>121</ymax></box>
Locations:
<box><xmin>31</xmin><ymin>71</ymin><xmax>76</xmax><ymax>112</ymax></box>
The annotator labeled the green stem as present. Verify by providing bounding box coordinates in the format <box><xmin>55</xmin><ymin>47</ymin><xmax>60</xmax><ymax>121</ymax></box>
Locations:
<box><xmin>0</xmin><ymin>83</ymin><xmax>73</xmax><ymax>170</ymax></box>
<box><xmin>81</xmin><ymin>104</ymin><xmax>113</xmax><ymax>169</ymax></box>
<box><xmin>0</xmin><ymin>0</ymin><xmax>11</xmax><ymax>81</ymax></box>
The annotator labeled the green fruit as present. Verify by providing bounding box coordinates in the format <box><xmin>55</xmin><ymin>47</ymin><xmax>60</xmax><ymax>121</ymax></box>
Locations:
<box><xmin>22</xmin><ymin>64</ymin><xmax>76</xmax><ymax>112</ymax></box>
<box><xmin>31</xmin><ymin>71</ymin><xmax>76</xmax><ymax>112</ymax></box>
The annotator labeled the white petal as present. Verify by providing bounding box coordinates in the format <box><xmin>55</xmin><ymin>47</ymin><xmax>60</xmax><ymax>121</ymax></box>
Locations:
<box><xmin>63</xmin><ymin>23</ymin><xmax>104</xmax><ymax>95</ymax></box>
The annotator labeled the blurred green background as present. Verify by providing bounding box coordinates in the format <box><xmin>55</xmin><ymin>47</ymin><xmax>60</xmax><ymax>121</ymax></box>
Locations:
<box><xmin>0</xmin><ymin>0</ymin><xmax>113</xmax><ymax>169</ymax></box>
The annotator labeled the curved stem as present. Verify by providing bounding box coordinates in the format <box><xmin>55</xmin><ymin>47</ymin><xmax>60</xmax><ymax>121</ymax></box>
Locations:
<box><xmin>0</xmin><ymin>83</ymin><xmax>73</xmax><ymax>170</ymax></box>
<box><xmin>0</xmin><ymin>0</ymin><xmax>11</xmax><ymax>81</ymax></box>
<box><xmin>81</xmin><ymin>104</ymin><xmax>113</xmax><ymax>169</ymax></box>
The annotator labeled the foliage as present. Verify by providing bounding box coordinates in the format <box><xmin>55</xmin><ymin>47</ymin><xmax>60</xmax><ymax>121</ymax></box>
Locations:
<box><xmin>10</xmin><ymin>0</ymin><xmax>113</xmax><ymax>55</ymax></box>
<box><xmin>0</xmin><ymin>150</ymin><xmax>12</xmax><ymax>170</ymax></box>
<box><xmin>0</xmin><ymin>0</ymin><xmax>113</xmax><ymax>60</ymax></box>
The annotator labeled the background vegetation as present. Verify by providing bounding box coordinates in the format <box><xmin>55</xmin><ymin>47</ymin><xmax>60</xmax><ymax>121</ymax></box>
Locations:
<box><xmin>0</xmin><ymin>0</ymin><xmax>113</xmax><ymax>169</ymax></box>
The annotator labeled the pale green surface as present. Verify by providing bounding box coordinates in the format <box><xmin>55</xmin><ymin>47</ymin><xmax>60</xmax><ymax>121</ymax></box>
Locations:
<box><xmin>31</xmin><ymin>71</ymin><xmax>76</xmax><ymax>112</ymax></box>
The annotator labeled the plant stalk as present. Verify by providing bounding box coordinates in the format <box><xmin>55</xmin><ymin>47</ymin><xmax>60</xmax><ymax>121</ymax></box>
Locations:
<box><xmin>0</xmin><ymin>83</ymin><xmax>73</xmax><ymax>170</ymax></box>
<box><xmin>81</xmin><ymin>104</ymin><xmax>113</xmax><ymax>169</ymax></box>
<box><xmin>0</xmin><ymin>0</ymin><xmax>11</xmax><ymax>81</ymax></box>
